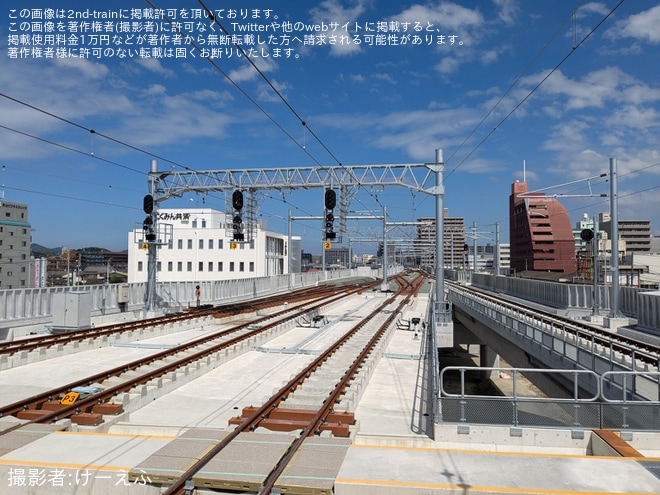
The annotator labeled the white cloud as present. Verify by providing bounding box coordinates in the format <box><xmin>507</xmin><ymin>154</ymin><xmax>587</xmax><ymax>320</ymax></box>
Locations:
<box><xmin>611</xmin><ymin>105</ymin><xmax>659</xmax><ymax>131</ymax></box>
<box><xmin>328</xmin><ymin>107</ymin><xmax>485</xmax><ymax>162</ymax></box>
<box><xmin>613</xmin><ymin>4</ymin><xmax>660</xmax><ymax>44</ymax></box>
<box><xmin>480</xmin><ymin>50</ymin><xmax>498</xmax><ymax>64</ymax></box>
<box><xmin>142</xmin><ymin>84</ymin><xmax>167</xmax><ymax>96</ymax></box>
<box><xmin>434</xmin><ymin>56</ymin><xmax>462</xmax><ymax>75</ymax></box>
<box><xmin>227</xmin><ymin>47</ymin><xmax>279</xmax><ymax>82</ymax></box>
<box><xmin>524</xmin><ymin>67</ymin><xmax>660</xmax><ymax>112</ymax></box>
<box><xmin>109</xmin><ymin>91</ymin><xmax>235</xmax><ymax>148</ymax></box>
<box><xmin>256</xmin><ymin>79</ymin><xmax>290</xmax><ymax>103</ymax></box>
<box><xmin>53</xmin><ymin>57</ymin><xmax>110</xmax><ymax>80</ymax></box>
<box><xmin>0</xmin><ymin>59</ymin><xmax>132</xmax><ymax>159</ymax></box>
<box><xmin>542</xmin><ymin>120</ymin><xmax>591</xmax><ymax>155</ymax></box>
<box><xmin>0</xmin><ymin>54</ymin><xmax>243</xmax><ymax>160</ymax></box>
<box><xmin>136</xmin><ymin>58</ymin><xmax>176</xmax><ymax>77</ymax></box>
<box><xmin>309</xmin><ymin>0</ymin><xmax>367</xmax><ymax>56</ymax></box>
<box><xmin>576</xmin><ymin>2</ymin><xmax>610</xmax><ymax>18</ymax></box>
<box><xmin>372</xmin><ymin>73</ymin><xmax>397</xmax><ymax>85</ymax></box>
<box><xmin>492</xmin><ymin>0</ymin><xmax>519</xmax><ymax>25</ymax></box>
<box><xmin>396</xmin><ymin>2</ymin><xmax>485</xmax><ymax>31</ymax></box>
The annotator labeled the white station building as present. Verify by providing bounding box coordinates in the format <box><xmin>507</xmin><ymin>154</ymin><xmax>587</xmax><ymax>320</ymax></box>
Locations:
<box><xmin>127</xmin><ymin>208</ymin><xmax>290</xmax><ymax>284</ymax></box>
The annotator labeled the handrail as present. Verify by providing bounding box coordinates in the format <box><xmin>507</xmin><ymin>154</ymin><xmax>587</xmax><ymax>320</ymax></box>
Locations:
<box><xmin>440</xmin><ymin>366</ymin><xmax>600</xmax><ymax>401</ymax></box>
<box><xmin>601</xmin><ymin>371</ymin><xmax>660</xmax><ymax>403</ymax></box>
<box><xmin>440</xmin><ymin>366</ymin><xmax>660</xmax><ymax>404</ymax></box>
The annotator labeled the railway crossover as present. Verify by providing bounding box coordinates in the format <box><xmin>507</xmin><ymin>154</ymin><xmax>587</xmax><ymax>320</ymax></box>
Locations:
<box><xmin>0</xmin><ymin>279</ymin><xmax>381</xmax><ymax>432</ymax></box>
<box><xmin>0</xmin><ymin>272</ymin><xmax>428</xmax><ymax>494</ymax></box>
<box><xmin>152</xmin><ymin>271</ymin><xmax>427</xmax><ymax>495</ymax></box>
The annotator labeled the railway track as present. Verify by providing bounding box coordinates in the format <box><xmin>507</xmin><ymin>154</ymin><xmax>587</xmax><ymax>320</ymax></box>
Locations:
<box><xmin>0</xmin><ymin>280</ymin><xmax>381</xmax><ymax>432</ymax></box>
<box><xmin>0</xmin><ymin>282</ymin><xmax>359</xmax><ymax>358</ymax></box>
<box><xmin>448</xmin><ymin>280</ymin><xmax>660</xmax><ymax>370</ymax></box>
<box><xmin>155</xmin><ymin>270</ymin><xmax>428</xmax><ymax>495</ymax></box>
<box><xmin>0</xmin><ymin>271</ymin><xmax>429</xmax><ymax>494</ymax></box>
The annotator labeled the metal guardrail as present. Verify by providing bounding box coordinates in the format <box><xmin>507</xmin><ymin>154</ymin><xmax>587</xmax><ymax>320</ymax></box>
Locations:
<box><xmin>439</xmin><ymin>366</ymin><xmax>660</xmax><ymax>430</ymax></box>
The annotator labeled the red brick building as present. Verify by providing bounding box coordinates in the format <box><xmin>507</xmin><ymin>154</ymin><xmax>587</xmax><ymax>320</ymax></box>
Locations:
<box><xmin>509</xmin><ymin>181</ymin><xmax>576</xmax><ymax>273</ymax></box>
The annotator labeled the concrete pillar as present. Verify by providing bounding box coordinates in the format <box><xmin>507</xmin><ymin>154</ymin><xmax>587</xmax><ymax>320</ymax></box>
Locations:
<box><xmin>479</xmin><ymin>344</ymin><xmax>500</xmax><ymax>381</ymax></box>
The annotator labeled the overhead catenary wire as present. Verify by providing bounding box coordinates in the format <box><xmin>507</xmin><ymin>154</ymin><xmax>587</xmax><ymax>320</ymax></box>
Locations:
<box><xmin>486</xmin><ymin>162</ymin><xmax>660</xmax><ymax>240</ymax></box>
<box><xmin>0</xmin><ymin>92</ymin><xmax>191</xmax><ymax>173</ymax></box>
<box><xmin>2</xmin><ymin>0</ymin><xmax>650</xmax><ymax>249</ymax></box>
<box><xmin>0</xmin><ymin>123</ymin><xmax>144</xmax><ymax>176</ymax></box>
<box><xmin>142</xmin><ymin>0</ymin><xmax>387</xmax><ymax>233</ymax></box>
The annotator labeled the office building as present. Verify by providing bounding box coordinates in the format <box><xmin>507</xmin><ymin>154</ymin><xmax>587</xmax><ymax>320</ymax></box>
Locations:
<box><xmin>127</xmin><ymin>208</ymin><xmax>290</xmax><ymax>283</ymax></box>
<box><xmin>417</xmin><ymin>209</ymin><xmax>466</xmax><ymax>269</ymax></box>
<box><xmin>599</xmin><ymin>213</ymin><xmax>651</xmax><ymax>253</ymax></box>
<box><xmin>325</xmin><ymin>246</ymin><xmax>350</xmax><ymax>268</ymax></box>
<box><xmin>509</xmin><ymin>181</ymin><xmax>576</xmax><ymax>273</ymax></box>
<box><xmin>0</xmin><ymin>200</ymin><xmax>33</xmax><ymax>289</ymax></box>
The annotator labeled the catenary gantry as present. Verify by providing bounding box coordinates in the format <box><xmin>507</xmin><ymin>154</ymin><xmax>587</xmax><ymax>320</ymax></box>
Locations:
<box><xmin>149</xmin><ymin>163</ymin><xmax>440</xmax><ymax>199</ymax></box>
<box><xmin>143</xmin><ymin>151</ymin><xmax>451</xmax><ymax>329</ymax></box>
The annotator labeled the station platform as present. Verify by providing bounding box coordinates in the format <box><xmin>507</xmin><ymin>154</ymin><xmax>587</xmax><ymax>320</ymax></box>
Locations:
<box><xmin>0</xmin><ymin>291</ymin><xmax>659</xmax><ymax>494</ymax></box>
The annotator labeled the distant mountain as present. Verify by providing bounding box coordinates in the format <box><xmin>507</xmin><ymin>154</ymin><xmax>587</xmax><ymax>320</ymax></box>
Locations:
<box><xmin>30</xmin><ymin>244</ymin><xmax>126</xmax><ymax>256</ymax></box>
<box><xmin>31</xmin><ymin>244</ymin><xmax>61</xmax><ymax>256</ymax></box>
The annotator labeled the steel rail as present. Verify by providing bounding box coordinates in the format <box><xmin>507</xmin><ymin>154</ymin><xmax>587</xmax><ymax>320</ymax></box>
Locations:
<box><xmin>162</xmin><ymin>271</ymin><xmax>428</xmax><ymax>495</ymax></box>
<box><xmin>448</xmin><ymin>281</ymin><xmax>659</xmax><ymax>367</ymax></box>
<box><xmin>0</xmin><ymin>284</ymin><xmax>375</xmax><ymax>433</ymax></box>
<box><xmin>260</xmin><ymin>277</ymin><xmax>425</xmax><ymax>494</ymax></box>
<box><xmin>0</xmin><ymin>284</ymin><xmax>347</xmax><ymax>356</ymax></box>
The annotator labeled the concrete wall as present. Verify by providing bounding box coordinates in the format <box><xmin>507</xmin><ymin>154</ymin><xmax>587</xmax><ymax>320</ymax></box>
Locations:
<box><xmin>0</xmin><ymin>268</ymin><xmax>387</xmax><ymax>335</ymax></box>
<box><xmin>469</xmin><ymin>273</ymin><xmax>658</xmax><ymax>330</ymax></box>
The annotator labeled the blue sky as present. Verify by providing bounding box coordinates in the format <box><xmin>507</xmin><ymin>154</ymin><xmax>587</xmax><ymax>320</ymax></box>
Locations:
<box><xmin>1</xmin><ymin>0</ymin><xmax>659</xmax><ymax>255</ymax></box>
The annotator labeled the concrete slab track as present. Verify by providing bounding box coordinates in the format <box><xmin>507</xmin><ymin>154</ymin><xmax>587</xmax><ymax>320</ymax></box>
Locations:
<box><xmin>0</xmin><ymin>289</ymin><xmax>659</xmax><ymax>494</ymax></box>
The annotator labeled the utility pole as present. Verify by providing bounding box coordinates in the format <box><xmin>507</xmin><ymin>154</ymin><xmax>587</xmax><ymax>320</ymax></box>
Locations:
<box><xmin>472</xmin><ymin>221</ymin><xmax>478</xmax><ymax>272</ymax></box>
<box><xmin>382</xmin><ymin>206</ymin><xmax>388</xmax><ymax>290</ymax></box>
<box><xmin>144</xmin><ymin>159</ymin><xmax>159</xmax><ymax>314</ymax></box>
<box><xmin>433</xmin><ymin>149</ymin><xmax>445</xmax><ymax>313</ymax></box>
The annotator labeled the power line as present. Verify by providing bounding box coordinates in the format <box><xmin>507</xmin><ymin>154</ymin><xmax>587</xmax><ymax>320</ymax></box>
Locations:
<box><xmin>191</xmin><ymin>0</ymin><xmax>386</xmax><ymax>211</ymax></box>
<box><xmin>446</xmin><ymin>0</ymin><xmax>627</xmax><ymax>180</ymax></box>
<box><xmin>2</xmin><ymin>185</ymin><xmax>140</xmax><ymax>210</ymax></box>
<box><xmin>1</xmin><ymin>162</ymin><xmax>141</xmax><ymax>194</ymax></box>
<box><xmin>0</xmin><ymin>92</ymin><xmax>191</xmax><ymax>172</ymax></box>
<box><xmin>0</xmin><ymin>123</ymin><xmax>144</xmax><ymax>175</ymax></box>
<box><xmin>446</xmin><ymin>0</ymin><xmax>587</xmax><ymax>168</ymax></box>
<box><xmin>196</xmin><ymin>0</ymin><xmax>342</xmax><ymax>166</ymax></box>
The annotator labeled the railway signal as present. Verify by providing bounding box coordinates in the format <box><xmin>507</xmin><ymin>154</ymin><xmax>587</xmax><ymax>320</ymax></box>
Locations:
<box><xmin>323</xmin><ymin>189</ymin><xmax>337</xmax><ymax>241</ymax></box>
<box><xmin>232</xmin><ymin>190</ymin><xmax>244</xmax><ymax>241</ymax></box>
